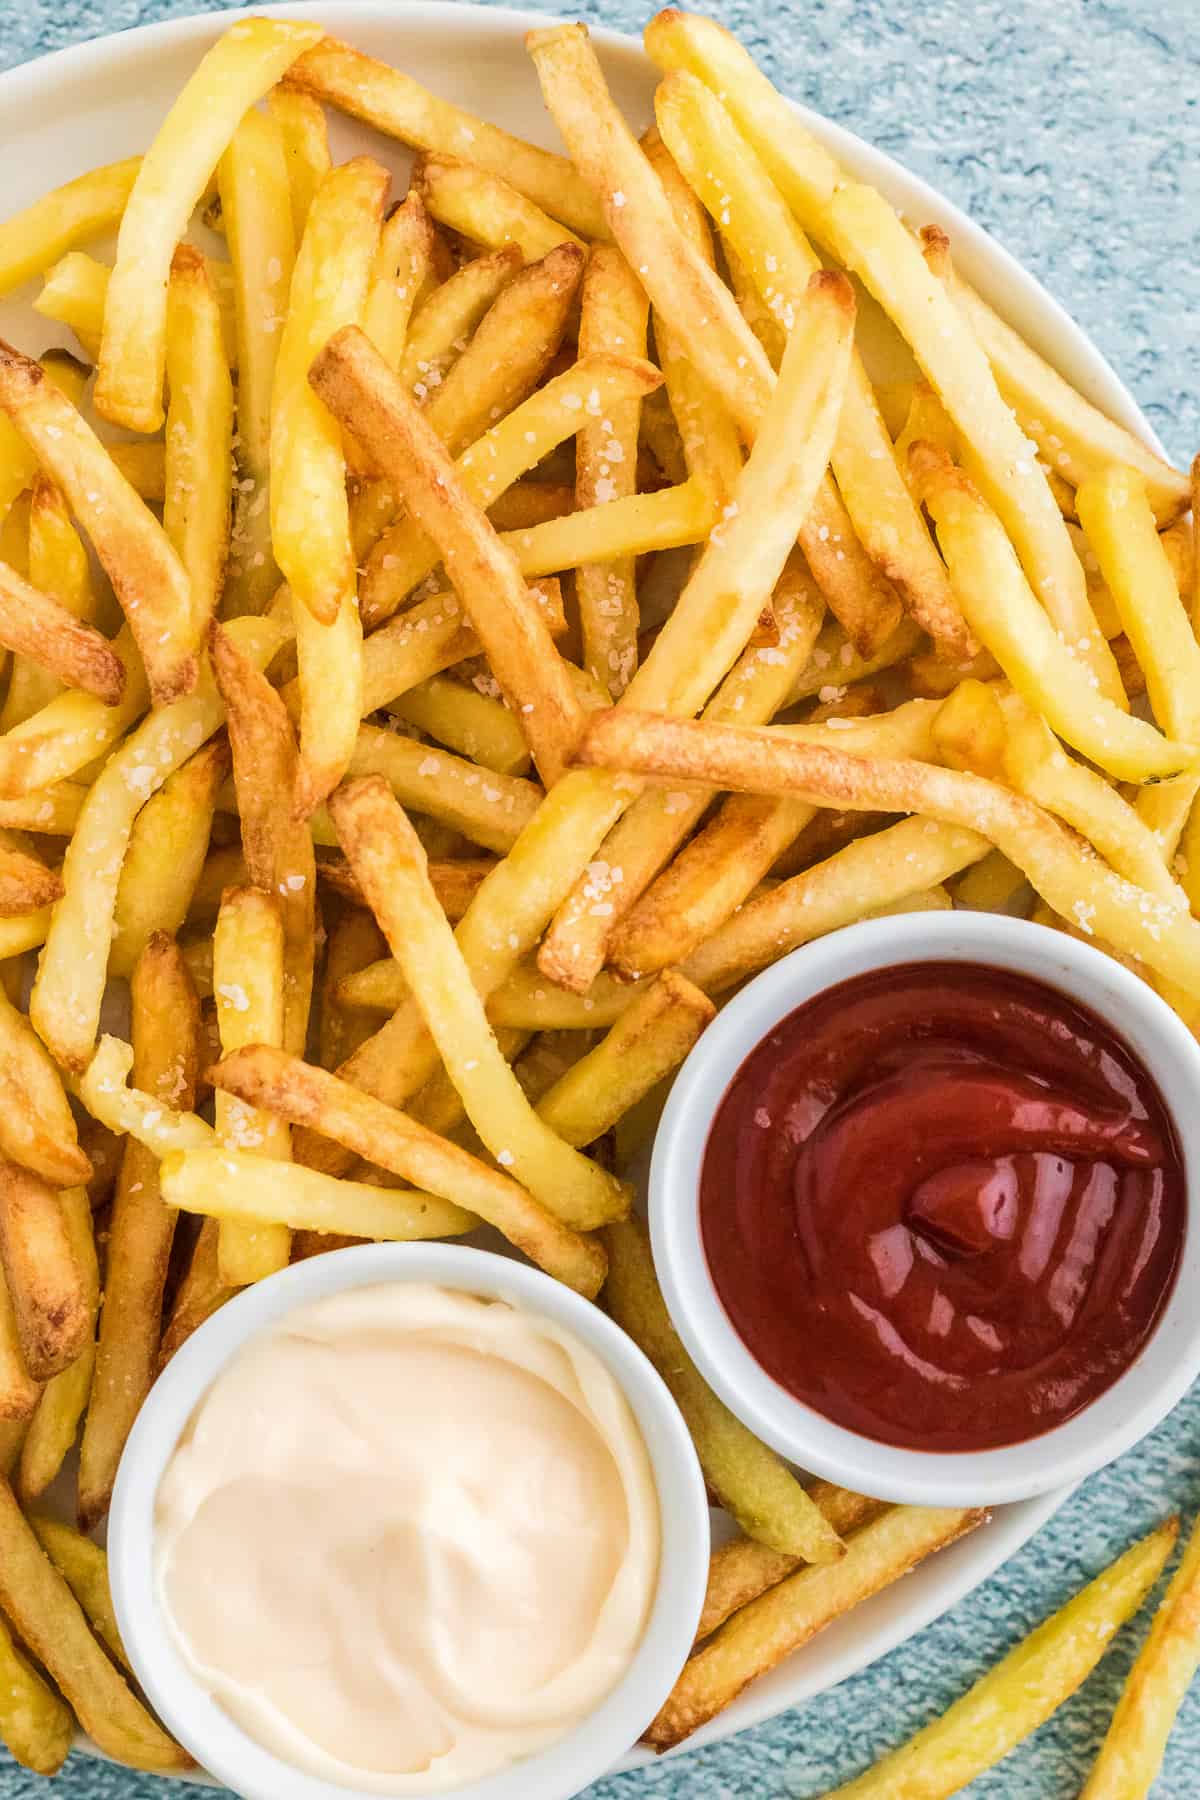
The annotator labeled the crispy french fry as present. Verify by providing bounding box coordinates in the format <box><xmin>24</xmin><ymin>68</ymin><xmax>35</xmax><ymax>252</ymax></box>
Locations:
<box><xmin>0</xmin><ymin>628</ymin><xmax>147</xmax><ymax>800</ymax></box>
<box><xmin>0</xmin><ymin>1478</ymin><xmax>188</xmax><ymax>1769</ymax></box>
<box><xmin>656</xmin><ymin>69</ymin><xmax>970</xmax><ymax>659</ymax></box>
<box><xmin>332</xmin><ymin>721</ymin><xmax>541</xmax><ymax>854</ymax></box>
<box><xmin>419</xmin><ymin>155</ymin><xmax>583</xmax><ymax>263</ymax></box>
<box><xmin>319</xmin><ymin>905</ymin><xmax>386</xmax><ymax>1071</ymax></box>
<box><xmin>164</xmin><ymin>245</ymin><xmax>233</xmax><ymax>640</ymax></box>
<box><xmin>0</xmin><ymin>1265</ymin><xmax>37</xmax><ymax>1422</ymax></box>
<box><xmin>338</xmin><ymin>955</ymin><xmax>639</xmax><ymax>1027</ymax></box>
<box><xmin>29</xmin><ymin>1516</ymin><xmax>129</xmax><ymax>1672</ymax></box>
<box><xmin>605</xmin><ymin>1215</ymin><xmax>842</xmax><ymax>1562</ymax></box>
<box><xmin>0</xmin><ymin>1605</ymin><xmax>73</xmax><ymax>1774</ymax></box>
<box><xmin>17</xmin><ymin>1190</ymin><xmax>97</xmax><ymax>1502</ymax></box>
<box><xmin>2</xmin><ymin>474</ymin><xmax>99</xmax><ymax>730</ymax></box>
<box><xmin>535</xmin><ymin>971</ymin><xmax>713</xmax><ymax>1146</ymax></box>
<box><xmin>158</xmin><ymin>1220</ymin><xmax>230</xmax><ymax>1369</ymax></box>
<box><xmin>110</xmin><ymin>737</ymin><xmax>229</xmax><ymax>979</ymax></box>
<box><xmin>389</xmin><ymin>676</ymin><xmax>531</xmax><ymax>777</ymax></box>
<box><xmin>0</xmin><ymin>157</ymin><xmax>141</xmax><ymax>297</ymax></box>
<box><xmin>219</xmin><ymin>107</ymin><xmax>294</xmax><ymax>617</ymax></box>
<box><xmin>211</xmin><ymin>623</ymin><xmax>314</xmax><ymax>1056</ymax></box>
<box><xmin>648</xmin><ymin>1504</ymin><xmax>987</xmax><ymax>1750</ymax></box>
<box><xmin>0</xmin><ymin>830</ymin><xmax>60</xmax><ymax>917</ymax></box>
<box><xmin>932</xmin><ymin>677</ymin><xmax>1008</xmax><ymax>777</ymax></box>
<box><xmin>0</xmin><ymin>1162</ymin><xmax>87</xmax><ymax>1382</ymax></box>
<box><xmin>34</xmin><ymin>251</ymin><xmax>238</xmax><ymax>372</ymax></box>
<box><xmin>78</xmin><ymin>1033</ymin><xmax>212</xmax><ymax>1161</ymax></box>
<box><xmin>210</xmin><ymin>1045</ymin><xmax>605</xmax><ymax>1296</ymax></box>
<box><xmin>361</xmin><ymin>190</ymin><xmax>434</xmax><ymax>379</ymax></box>
<box><xmin>912</xmin><ymin>445</ymin><xmax>1189</xmax><ymax>782</ymax></box>
<box><xmin>0</xmin><ymin>561</ymin><xmax>122</xmax><ymax>706</ymax></box>
<box><xmin>399</xmin><ymin>246</ymin><xmax>520</xmax><ymax>400</ymax></box>
<box><xmin>577</xmin><ymin>709</ymin><xmax>1200</xmax><ymax>996</ymax></box>
<box><xmin>0</xmin><ymin>784</ymin><xmax>85</xmax><ymax>837</ymax></box>
<box><xmin>0</xmin><ymin>353</ymin><xmax>87</xmax><ymax>527</ymax></box>
<box><xmin>827</xmin><ymin>1519</ymin><xmax>1177</xmax><ymax>1797</ymax></box>
<box><xmin>330</xmin><ymin>777</ymin><xmax>629</xmax><ymax>1229</ymax></box>
<box><xmin>312</xmin><ymin>327</ymin><xmax>584</xmax><ymax>787</ymax></box>
<box><xmin>0</xmin><ymin>985</ymin><xmax>89</xmax><ymax>1188</ymax></box>
<box><xmin>30</xmin><ymin>614</ymin><xmax>285</xmax><ymax>1069</ymax></box>
<box><xmin>1078</xmin><ymin>464</ymin><xmax>1200</xmax><ymax>745</ymax></box>
<box><xmin>1082</xmin><ymin>1512</ymin><xmax>1200</xmax><ymax>1799</ymax></box>
<box><xmin>212</xmin><ymin>887</ymin><xmax>291</xmax><ymax>1285</ymax></box>
<box><xmin>78</xmin><ymin>945</ymin><xmax>199</xmax><ymax>1525</ymax></box>
<box><xmin>95</xmin><ymin>19</ymin><xmax>322</xmax><ymax>432</ymax></box>
<box><xmin>285</xmin><ymin>36</ymin><xmax>608</xmax><ymax>237</ymax></box>
<box><xmin>575</xmin><ymin>248</ymin><xmax>649</xmax><ymax>695</ymax></box>
<box><xmin>0</xmin><ymin>342</ymin><xmax>196</xmax><ymax>704</ymax></box>
<box><xmin>267</xmin><ymin>86</ymin><xmax>331</xmax><ymax>242</ymax></box>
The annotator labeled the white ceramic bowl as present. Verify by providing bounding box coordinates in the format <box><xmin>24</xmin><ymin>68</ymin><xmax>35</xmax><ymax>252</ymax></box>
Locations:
<box><xmin>651</xmin><ymin>912</ymin><xmax>1200</xmax><ymax>1508</ymax></box>
<box><xmin>107</xmin><ymin>1243</ymin><xmax>710</xmax><ymax>1800</ymax></box>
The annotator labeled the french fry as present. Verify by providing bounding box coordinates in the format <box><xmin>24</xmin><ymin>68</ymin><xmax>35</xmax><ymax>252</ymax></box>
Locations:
<box><xmin>535</xmin><ymin>971</ymin><xmax>713</xmax><ymax>1146</ymax></box>
<box><xmin>158</xmin><ymin>1220</ymin><xmax>230</xmax><ymax>1369</ymax></box>
<box><xmin>0</xmin><ymin>561</ymin><xmax>123</xmax><ymax>707</ymax></box>
<box><xmin>399</xmin><ymin>245</ymin><xmax>520</xmax><ymax>398</ymax></box>
<box><xmin>356</xmin><ymin>578</ymin><xmax>561</xmax><ymax>718</ymax></box>
<box><xmin>576</xmin><ymin>248</ymin><xmax>649</xmax><ymax>695</ymax></box>
<box><xmin>28</xmin><ymin>1517</ymin><xmax>128</xmax><ymax>1673</ymax></box>
<box><xmin>16</xmin><ymin>1190</ymin><xmax>96</xmax><ymax>1503</ymax></box>
<box><xmin>0</xmin><ymin>1606</ymin><xmax>73</xmax><ymax>1775</ymax></box>
<box><xmin>361</xmin><ymin>191</ymin><xmax>434</xmax><ymax>377</ymax></box>
<box><xmin>647</xmin><ymin>1504</ymin><xmax>987</xmax><ymax>1749</ymax></box>
<box><xmin>109</xmin><ymin>737</ymin><xmax>229</xmax><ymax>979</ymax></box>
<box><xmin>0</xmin><ymin>913</ymin><xmax>50</xmax><ymax>962</ymax></box>
<box><xmin>826</xmin><ymin>1520</ymin><xmax>1177</xmax><ymax>1797</ymax></box>
<box><xmin>361</xmin><ymin>344</ymin><xmax>657</xmax><ymax>626</ymax></box>
<box><xmin>78</xmin><ymin>1034</ymin><xmax>213</xmax><ymax>1161</ymax></box>
<box><xmin>267</xmin><ymin>86</ymin><xmax>331</xmax><ymax>242</ymax></box>
<box><xmin>318</xmin><ymin>852</ymin><xmax>493</xmax><ymax>923</ymax></box>
<box><xmin>319</xmin><ymin>905</ymin><xmax>386</xmax><ymax>1071</ymax></box>
<box><xmin>0</xmin><ymin>830</ymin><xmax>61</xmax><ymax>916</ymax></box>
<box><xmin>932</xmin><ymin>676</ymin><xmax>1008</xmax><ymax>777</ymax></box>
<box><xmin>285</xmin><ymin>36</ymin><xmax>608</xmax><ymax>238</ymax></box>
<box><xmin>912</xmin><ymin>444</ymin><xmax>1190</xmax><ymax>781</ymax></box>
<box><xmin>106</xmin><ymin>440</ymin><xmax>166</xmax><ymax>504</ymax></box>
<box><xmin>698</xmin><ymin>1483</ymin><xmax>887</xmax><ymax>1642</ymax></box>
<box><xmin>163</xmin><ymin>1144</ymin><xmax>473</xmax><ymax>1242</ymax></box>
<box><xmin>605</xmin><ymin>1215</ymin><xmax>843</xmax><ymax>1562</ymax></box>
<box><xmin>312</xmin><ymin>328</ymin><xmax>584</xmax><ymax>788</ymax></box>
<box><xmin>209</xmin><ymin>1045</ymin><xmax>605</xmax><ymax>1296</ymax></box>
<box><xmin>389</xmin><ymin>676</ymin><xmax>532</xmax><ymax>777</ymax></box>
<box><xmin>655</xmin><ymin>69</ymin><xmax>971</xmax><ymax>659</ymax></box>
<box><xmin>0</xmin><ymin>1478</ymin><xmax>189</xmax><ymax>1769</ymax></box>
<box><xmin>952</xmin><ymin>849</ymin><xmax>1029</xmax><ymax>912</ymax></box>
<box><xmin>211</xmin><ymin>623</ymin><xmax>315</xmax><ymax>1057</ymax></box>
<box><xmin>1081</xmin><ymin>1512</ymin><xmax>1200</xmax><ymax>1799</ymax></box>
<box><xmin>1078</xmin><ymin>464</ymin><xmax>1200</xmax><ymax>744</ymax></box>
<box><xmin>0</xmin><ymin>985</ymin><xmax>90</xmax><ymax>1187</ymax></box>
<box><xmin>576</xmin><ymin>709</ymin><xmax>1200</xmax><ymax>996</ymax></box>
<box><xmin>0</xmin><ymin>629</ymin><xmax>147</xmax><ymax>799</ymax></box>
<box><xmin>164</xmin><ymin>245</ymin><xmax>233</xmax><ymax>640</ymax></box>
<box><xmin>212</xmin><ymin>888</ymin><xmax>291</xmax><ymax>1286</ymax></box>
<box><xmin>337</xmin><ymin>954</ymin><xmax>640</xmax><ymax>1027</ymax></box>
<box><xmin>0</xmin><ymin>1266</ymin><xmax>38</xmax><ymax>1421</ymax></box>
<box><xmin>331</xmin><ymin>721</ymin><xmax>541</xmax><ymax>854</ymax></box>
<box><xmin>0</xmin><ymin>1162</ymin><xmax>88</xmax><ymax>1382</ymax></box>
<box><xmin>0</xmin><ymin>783</ymin><xmax>86</xmax><ymax>837</ymax></box>
<box><xmin>218</xmin><ymin>107</ymin><xmax>295</xmax><ymax>617</ymax></box>
<box><xmin>30</xmin><ymin>613</ymin><xmax>285</xmax><ymax>1070</ymax></box>
<box><xmin>0</xmin><ymin>342</ymin><xmax>196</xmax><ymax>705</ymax></box>
<box><xmin>2</xmin><ymin>474</ymin><xmax>99</xmax><ymax>730</ymax></box>
<box><xmin>419</xmin><ymin>156</ymin><xmax>584</xmax><ymax>263</ymax></box>
<box><xmin>34</xmin><ymin>252</ymin><xmax>238</xmax><ymax>372</ymax></box>
<box><xmin>330</xmin><ymin>777</ymin><xmax>629</xmax><ymax>1229</ymax></box>
<box><xmin>0</xmin><ymin>157</ymin><xmax>140</xmax><ymax>297</ymax></box>
<box><xmin>95</xmin><ymin>18</ymin><xmax>322</xmax><ymax>432</ymax></box>
<box><xmin>0</xmin><ymin>352</ymin><xmax>88</xmax><ymax>527</ymax></box>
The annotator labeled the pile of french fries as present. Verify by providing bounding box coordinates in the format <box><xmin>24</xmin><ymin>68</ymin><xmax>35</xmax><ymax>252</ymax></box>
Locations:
<box><xmin>0</xmin><ymin>8</ymin><xmax>1198</xmax><ymax>1791</ymax></box>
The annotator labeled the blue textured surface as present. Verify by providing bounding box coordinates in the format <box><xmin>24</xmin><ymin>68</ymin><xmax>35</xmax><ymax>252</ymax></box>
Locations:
<box><xmin>1</xmin><ymin>1</ymin><xmax>1199</xmax><ymax>1795</ymax></box>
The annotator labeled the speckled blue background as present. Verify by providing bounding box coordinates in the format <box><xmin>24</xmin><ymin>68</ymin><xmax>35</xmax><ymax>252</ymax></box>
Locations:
<box><xmin>1</xmin><ymin>0</ymin><xmax>1198</xmax><ymax>1794</ymax></box>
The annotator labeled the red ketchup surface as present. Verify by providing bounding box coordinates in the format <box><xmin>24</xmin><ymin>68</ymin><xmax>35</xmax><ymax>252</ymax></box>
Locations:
<box><xmin>699</xmin><ymin>963</ymin><xmax>1185</xmax><ymax>1452</ymax></box>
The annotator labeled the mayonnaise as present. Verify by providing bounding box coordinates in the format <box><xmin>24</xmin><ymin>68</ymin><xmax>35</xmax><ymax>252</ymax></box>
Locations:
<box><xmin>154</xmin><ymin>1283</ymin><xmax>660</xmax><ymax>1792</ymax></box>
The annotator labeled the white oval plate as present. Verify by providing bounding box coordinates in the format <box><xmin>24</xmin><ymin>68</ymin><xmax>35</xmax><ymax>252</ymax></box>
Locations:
<box><xmin>3</xmin><ymin>0</ymin><xmax>1168</xmax><ymax>1782</ymax></box>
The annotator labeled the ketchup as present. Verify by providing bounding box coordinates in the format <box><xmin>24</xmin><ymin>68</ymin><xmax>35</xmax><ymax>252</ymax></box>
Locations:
<box><xmin>699</xmin><ymin>963</ymin><xmax>1184</xmax><ymax>1452</ymax></box>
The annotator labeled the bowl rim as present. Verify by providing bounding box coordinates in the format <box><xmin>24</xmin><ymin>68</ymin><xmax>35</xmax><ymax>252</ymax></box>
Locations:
<box><xmin>650</xmin><ymin>912</ymin><xmax>1200</xmax><ymax>1507</ymax></box>
<box><xmin>108</xmin><ymin>1242</ymin><xmax>711</xmax><ymax>1800</ymax></box>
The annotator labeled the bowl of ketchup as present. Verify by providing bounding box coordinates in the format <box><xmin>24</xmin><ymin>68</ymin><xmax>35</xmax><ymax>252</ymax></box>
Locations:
<box><xmin>649</xmin><ymin>911</ymin><xmax>1200</xmax><ymax>1507</ymax></box>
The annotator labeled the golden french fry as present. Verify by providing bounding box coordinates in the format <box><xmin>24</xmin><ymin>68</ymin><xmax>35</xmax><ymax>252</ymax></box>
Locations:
<box><xmin>360</xmin><ymin>190</ymin><xmax>434</xmax><ymax>380</ymax></box>
<box><xmin>331</xmin><ymin>721</ymin><xmax>541</xmax><ymax>854</ymax></box>
<box><xmin>0</xmin><ymin>1478</ymin><xmax>188</xmax><ymax>1769</ymax></box>
<box><xmin>0</xmin><ymin>1265</ymin><xmax>37</xmax><ymax>1422</ymax></box>
<box><xmin>0</xmin><ymin>1162</ymin><xmax>88</xmax><ymax>1382</ymax></box>
<box><xmin>0</xmin><ymin>561</ymin><xmax>122</xmax><ymax>706</ymax></box>
<box><xmin>312</xmin><ymin>327</ymin><xmax>584</xmax><ymax>788</ymax></box>
<box><xmin>0</xmin><ymin>157</ymin><xmax>140</xmax><ymax>297</ymax></box>
<box><xmin>0</xmin><ymin>351</ymin><xmax>87</xmax><ymax>530</ymax></box>
<box><xmin>219</xmin><ymin>105</ymin><xmax>296</xmax><ymax>617</ymax></box>
<box><xmin>0</xmin><ymin>830</ymin><xmax>61</xmax><ymax>917</ymax></box>
<box><xmin>827</xmin><ymin>1520</ymin><xmax>1177</xmax><ymax>1798</ymax></box>
<box><xmin>647</xmin><ymin>1504</ymin><xmax>987</xmax><ymax>1750</ymax></box>
<box><xmin>399</xmin><ymin>246</ymin><xmax>519</xmax><ymax>399</ymax></box>
<box><xmin>576</xmin><ymin>247</ymin><xmax>649</xmax><ymax>695</ymax></box>
<box><xmin>210</xmin><ymin>623</ymin><xmax>314</xmax><ymax>1056</ymax></box>
<box><xmin>109</xmin><ymin>737</ymin><xmax>229</xmax><ymax>979</ymax></box>
<box><xmin>330</xmin><ymin>776</ymin><xmax>629</xmax><ymax>1229</ymax></box>
<box><xmin>212</xmin><ymin>886</ymin><xmax>292</xmax><ymax>1285</ymax></box>
<box><xmin>34</xmin><ymin>251</ymin><xmax>237</xmax><ymax>372</ymax></box>
<box><xmin>209</xmin><ymin>1044</ymin><xmax>605</xmax><ymax>1296</ymax></box>
<box><xmin>3</xmin><ymin>473</ymin><xmax>99</xmax><ymax>730</ymax></box>
<box><xmin>1078</xmin><ymin>465</ymin><xmax>1200</xmax><ymax>745</ymax></box>
<box><xmin>605</xmin><ymin>1215</ymin><xmax>843</xmax><ymax>1562</ymax></box>
<box><xmin>285</xmin><ymin>36</ymin><xmax>608</xmax><ymax>238</ymax></box>
<box><xmin>0</xmin><ymin>985</ymin><xmax>90</xmax><ymax>1187</ymax></box>
<box><xmin>0</xmin><ymin>342</ymin><xmax>196</xmax><ymax>705</ymax></box>
<box><xmin>0</xmin><ymin>1604</ymin><xmax>73</xmax><ymax>1774</ymax></box>
<box><xmin>17</xmin><ymin>1190</ymin><xmax>97</xmax><ymax>1503</ymax></box>
<box><xmin>164</xmin><ymin>245</ymin><xmax>233</xmax><ymax>639</ymax></box>
<box><xmin>338</xmin><ymin>954</ymin><xmax>638</xmax><ymax>1027</ymax></box>
<box><xmin>419</xmin><ymin>155</ymin><xmax>584</xmax><ymax>263</ymax></box>
<box><xmin>267</xmin><ymin>85</ymin><xmax>331</xmax><ymax>242</ymax></box>
<box><xmin>389</xmin><ymin>676</ymin><xmax>531</xmax><ymax>777</ymax></box>
<box><xmin>78</xmin><ymin>1033</ymin><xmax>213</xmax><ymax>1161</ymax></box>
<box><xmin>0</xmin><ymin>627</ymin><xmax>146</xmax><ymax>800</ymax></box>
<box><xmin>912</xmin><ymin>444</ymin><xmax>1190</xmax><ymax>781</ymax></box>
<box><xmin>1082</xmin><ymin>1512</ymin><xmax>1200</xmax><ymax>1799</ymax></box>
<box><xmin>29</xmin><ymin>1516</ymin><xmax>129</xmax><ymax>1673</ymax></box>
<box><xmin>96</xmin><ymin>18</ymin><xmax>322</xmax><ymax>432</ymax></box>
<box><xmin>932</xmin><ymin>677</ymin><xmax>1008</xmax><ymax>777</ymax></box>
<box><xmin>319</xmin><ymin>905</ymin><xmax>386</xmax><ymax>1071</ymax></box>
<box><xmin>576</xmin><ymin>709</ymin><xmax>1200</xmax><ymax>996</ymax></box>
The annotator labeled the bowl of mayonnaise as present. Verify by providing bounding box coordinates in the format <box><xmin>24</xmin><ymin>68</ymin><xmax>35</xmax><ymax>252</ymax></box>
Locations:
<box><xmin>107</xmin><ymin>1241</ymin><xmax>710</xmax><ymax>1800</ymax></box>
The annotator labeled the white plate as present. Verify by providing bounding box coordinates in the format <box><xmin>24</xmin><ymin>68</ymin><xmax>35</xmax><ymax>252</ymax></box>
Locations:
<box><xmin>3</xmin><ymin>0</ymin><xmax>1170</xmax><ymax>1782</ymax></box>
